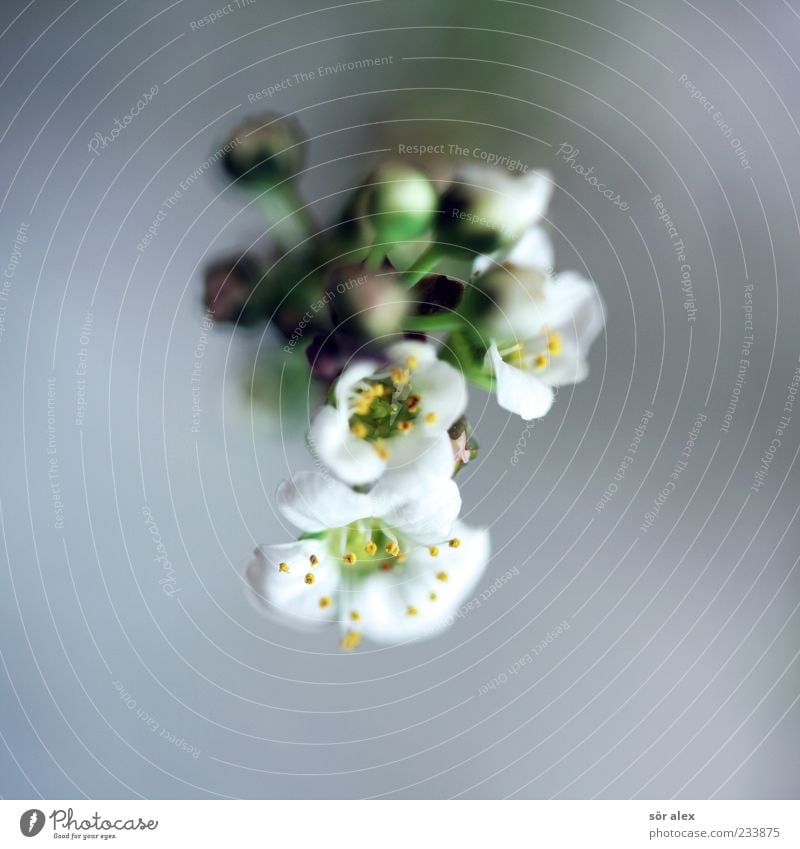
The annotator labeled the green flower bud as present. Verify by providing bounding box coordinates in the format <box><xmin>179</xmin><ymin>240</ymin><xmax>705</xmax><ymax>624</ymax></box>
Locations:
<box><xmin>435</xmin><ymin>166</ymin><xmax>552</xmax><ymax>255</ymax></box>
<box><xmin>364</xmin><ymin>163</ymin><xmax>438</xmax><ymax>244</ymax></box>
<box><xmin>328</xmin><ymin>264</ymin><xmax>409</xmax><ymax>340</ymax></box>
<box><xmin>223</xmin><ymin>113</ymin><xmax>306</xmax><ymax>187</ymax></box>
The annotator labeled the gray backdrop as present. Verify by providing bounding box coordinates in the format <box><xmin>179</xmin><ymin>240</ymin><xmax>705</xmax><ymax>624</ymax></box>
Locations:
<box><xmin>0</xmin><ymin>0</ymin><xmax>798</xmax><ymax>799</ymax></box>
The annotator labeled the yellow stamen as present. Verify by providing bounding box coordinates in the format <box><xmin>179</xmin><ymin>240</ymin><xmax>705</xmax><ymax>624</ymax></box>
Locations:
<box><xmin>406</xmin><ymin>394</ymin><xmax>421</xmax><ymax>412</ymax></box>
<box><xmin>310</xmin><ymin>554</ymin><xmax>319</xmax><ymax>565</ymax></box>
<box><xmin>397</xmin><ymin>554</ymin><xmax>407</xmax><ymax>563</ymax></box>
<box><xmin>278</xmin><ymin>562</ymin><xmax>290</xmax><ymax>573</ymax></box>
<box><xmin>436</xmin><ymin>571</ymin><xmax>449</xmax><ymax>582</ymax></box>
<box><xmin>350</xmin><ymin>610</ymin><xmax>361</xmax><ymax>621</ymax></box>
<box><xmin>547</xmin><ymin>331</ymin><xmax>563</xmax><ymax>355</ymax></box>
<box><xmin>406</xmin><ymin>605</ymin><xmax>418</xmax><ymax>616</ymax></box>
<box><xmin>373</xmin><ymin>441</ymin><xmax>390</xmax><ymax>460</ymax></box>
<box><xmin>341</xmin><ymin>630</ymin><xmax>362</xmax><ymax>651</ymax></box>
<box><xmin>351</xmin><ymin>422</ymin><xmax>368</xmax><ymax>439</ymax></box>
<box><xmin>429</xmin><ymin>592</ymin><xmax>438</xmax><ymax>601</ymax></box>
<box><xmin>405</xmin><ymin>355</ymin><xmax>418</xmax><ymax>369</ymax></box>
<box><xmin>372</xmin><ymin>383</ymin><xmax>385</xmax><ymax>397</ymax></box>
<box><xmin>391</xmin><ymin>367</ymin><xmax>410</xmax><ymax>385</ymax></box>
<box><xmin>364</xmin><ymin>541</ymin><xmax>377</xmax><ymax>556</ymax></box>
<box><xmin>319</xmin><ymin>596</ymin><xmax>332</xmax><ymax>608</ymax></box>
<box><xmin>304</xmin><ymin>573</ymin><xmax>315</xmax><ymax>585</ymax></box>
<box><xmin>506</xmin><ymin>342</ymin><xmax>526</xmax><ymax>364</ymax></box>
<box><xmin>398</xmin><ymin>420</ymin><xmax>414</xmax><ymax>434</ymax></box>
<box><xmin>425</xmin><ymin>412</ymin><xmax>437</xmax><ymax>424</ymax></box>
<box><xmin>385</xmin><ymin>541</ymin><xmax>400</xmax><ymax>557</ymax></box>
<box><xmin>449</xmin><ymin>538</ymin><xmax>461</xmax><ymax>548</ymax></box>
<box><xmin>429</xmin><ymin>546</ymin><xmax>439</xmax><ymax>557</ymax></box>
<box><xmin>534</xmin><ymin>353</ymin><xmax>548</xmax><ymax>370</ymax></box>
<box><xmin>343</xmin><ymin>552</ymin><xmax>357</xmax><ymax>565</ymax></box>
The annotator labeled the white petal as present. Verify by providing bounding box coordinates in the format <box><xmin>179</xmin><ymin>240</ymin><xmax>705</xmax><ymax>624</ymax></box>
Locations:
<box><xmin>245</xmin><ymin>542</ymin><xmax>339</xmax><ymax>629</ymax></box>
<box><xmin>308</xmin><ymin>405</ymin><xmax>387</xmax><ymax>486</ymax></box>
<box><xmin>412</xmin><ymin>359</ymin><xmax>468</xmax><ymax>429</ymax></box>
<box><xmin>333</xmin><ymin>359</ymin><xmax>378</xmax><ymax>411</ymax></box>
<box><xmin>519</xmin><ymin>169</ymin><xmax>554</xmax><ymax>223</ymax></box>
<box><xmin>554</xmin><ymin>272</ymin><xmax>606</xmax><ymax>346</ymax></box>
<box><xmin>276</xmin><ymin>471</ymin><xmax>373</xmax><ymax>531</ymax></box>
<box><xmin>381</xmin><ymin>429</ymin><xmax>454</xmax><ymax>481</ymax></box>
<box><xmin>372</xmin><ymin>470</ymin><xmax>461</xmax><ymax>543</ymax></box>
<box><xmin>355</xmin><ymin>521</ymin><xmax>491</xmax><ymax>644</ymax></box>
<box><xmin>505</xmin><ymin>225</ymin><xmax>554</xmax><ymax>272</ymax></box>
<box><xmin>487</xmin><ymin>342</ymin><xmax>554</xmax><ymax>419</ymax></box>
<box><xmin>472</xmin><ymin>225</ymin><xmax>554</xmax><ymax>277</ymax></box>
<box><xmin>385</xmin><ymin>339</ymin><xmax>438</xmax><ymax>368</ymax></box>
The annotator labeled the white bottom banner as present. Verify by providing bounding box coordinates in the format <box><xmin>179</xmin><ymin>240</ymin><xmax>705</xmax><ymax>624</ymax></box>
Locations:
<box><xmin>2</xmin><ymin>800</ymin><xmax>797</xmax><ymax>847</ymax></box>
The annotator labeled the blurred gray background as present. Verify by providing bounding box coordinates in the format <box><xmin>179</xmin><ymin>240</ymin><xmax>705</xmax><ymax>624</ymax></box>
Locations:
<box><xmin>0</xmin><ymin>0</ymin><xmax>798</xmax><ymax>799</ymax></box>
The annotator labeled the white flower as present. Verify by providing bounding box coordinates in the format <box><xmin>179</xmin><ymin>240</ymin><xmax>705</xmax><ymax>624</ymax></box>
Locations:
<box><xmin>245</xmin><ymin>471</ymin><xmax>490</xmax><ymax>648</ymax></box>
<box><xmin>438</xmin><ymin>166</ymin><xmax>554</xmax><ymax>254</ymax></box>
<box><xmin>472</xmin><ymin>224</ymin><xmax>554</xmax><ymax>278</ymax></box>
<box><xmin>472</xmin><ymin>228</ymin><xmax>605</xmax><ymax>420</ymax></box>
<box><xmin>308</xmin><ymin>340</ymin><xmax>467</xmax><ymax>486</ymax></box>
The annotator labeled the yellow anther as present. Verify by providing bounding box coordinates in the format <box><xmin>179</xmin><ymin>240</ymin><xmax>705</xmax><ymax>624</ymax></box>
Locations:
<box><xmin>350</xmin><ymin>610</ymin><xmax>361</xmax><ymax>621</ymax></box>
<box><xmin>364</xmin><ymin>541</ymin><xmax>377</xmax><ymax>556</ymax></box>
<box><xmin>398</xmin><ymin>420</ymin><xmax>414</xmax><ymax>434</ymax></box>
<box><xmin>547</xmin><ymin>331</ymin><xmax>563</xmax><ymax>355</ymax></box>
<box><xmin>341</xmin><ymin>630</ymin><xmax>362</xmax><ymax>651</ymax></box>
<box><xmin>406</xmin><ymin>394</ymin><xmax>421</xmax><ymax>412</ymax></box>
<box><xmin>373</xmin><ymin>441</ymin><xmax>391</xmax><ymax>461</ymax></box>
<box><xmin>351</xmin><ymin>422</ymin><xmax>368</xmax><ymax>439</ymax></box>
<box><xmin>449</xmin><ymin>538</ymin><xmax>461</xmax><ymax>549</ymax></box>
<box><xmin>429</xmin><ymin>592</ymin><xmax>438</xmax><ymax>601</ymax></box>
<box><xmin>385</xmin><ymin>541</ymin><xmax>400</xmax><ymax>557</ymax></box>
<box><xmin>391</xmin><ymin>367</ymin><xmax>410</xmax><ymax>385</ymax></box>
<box><xmin>397</xmin><ymin>554</ymin><xmax>407</xmax><ymax>563</ymax></box>
<box><xmin>436</xmin><ymin>571</ymin><xmax>449</xmax><ymax>582</ymax></box>
<box><xmin>310</xmin><ymin>554</ymin><xmax>319</xmax><ymax>565</ymax></box>
<box><xmin>406</xmin><ymin>605</ymin><xmax>419</xmax><ymax>616</ymax></box>
<box><xmin>304</xmin><ymin>573</ymin><xmax>315</xmax><ymax>585</ymax></box>
<box><xmin>534</xmin><ymin>353</ymin><xmax>549</xmax><ymax>370</ymax></box>
<box><xmin>429</xmin><ymin>546</ymin><xmax>439</xmax><ymax>557</ymax></box>
<box><xmin>405</xmin><ymin>355</ymin><xmax>418</xmax><ymax>369</ymax></box>
<box><xmin>425</xmin><ymin>412</ymin><xmax>437</xmax><ymax>424</ymax></box>
<box><xmin>343</xmin><ymin>552</ymin><xmax>357</xmax><ymax>565</ymax></box>
<box><xmin>319</xmin><ymin>596</ymin><xmax>332</xmax><ymax>608</ymax></box>
<box><xmin>278</xmin><ymin>562</ymin><xmax>290</xmax><ymax>573</ymax></box>
<box><xmin>354</xmin><ymin>399</ymin><xmax>371</xmax><ymax>416</ymax></box>
<box><xmin>372</xmin><ymin>383</ymin><xmax>385</xmax><ymax>397</ymax></box>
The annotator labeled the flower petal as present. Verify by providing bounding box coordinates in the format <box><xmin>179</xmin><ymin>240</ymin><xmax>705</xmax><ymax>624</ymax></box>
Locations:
<box><xmin>276</xmin><ymin>470</ymin><xmax>373</xmax><ymax>531</ymax></box>
<box><xmin>487</xmin><ymin>341</ymin><xmax>554</xmax><ymax>419</ymax></box>
<box><xmin>472</xmin><ymin>225</ymin><xmax>554</xmax><ymax>277</ymax></box>
<box><xmin>245</xmin><ymin>541</ymin><xmax>339</xmax><ymax>629</ymax></box>
<box><xmin>372</xmin><ymin>469</ymin><xmax>462</xmax><ymax>543</ymax></box>
<box><xmin>385</xmin><ymin>339</ymin><xmax>438</xmax><ymax>368</ymax></box>
<box><xmin>411</xmin><ymin>359</ymin><xmax>468</xmax><ymax>429</ymax></box>
<box><xmin>333</xmin><ymin>359</ymin><xmax>378</xmax><ymax>411</ymax></box>
<box><xmin>308</xmin><ymin>405</ymin><xmax>388</xmax><ymax>486</ymax></box>
<box><xmin>354</xmin><ymin>521</ymin><xmax>491</xmax><ymax>644</ymax></box>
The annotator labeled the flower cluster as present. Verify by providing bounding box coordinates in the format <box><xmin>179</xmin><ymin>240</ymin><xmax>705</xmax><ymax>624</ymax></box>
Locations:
<box><xmin>208</xmin><ymin>113</ymin><xmax>605</xmax><ymax>649</ymax></box>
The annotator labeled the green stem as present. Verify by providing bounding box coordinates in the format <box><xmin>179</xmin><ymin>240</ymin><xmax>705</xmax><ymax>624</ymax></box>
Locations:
<box><xmin>405</xmin><ymin>313</ymin><xmax>466</xmax><ymax>332</ymax></box>
<box><xmin>257</xmin><ymin>183</ymin><xmax>316</xmax><ymax>249</ymax></box>
<box><xmin>365</xmin><ymin>240</ymin><xmax>391</xmax><ymax>269</ymax></box>
<box><xmin>401</xmin><ymin>243</ymin><xmax>446</xmax><ymax>287</ymax></box>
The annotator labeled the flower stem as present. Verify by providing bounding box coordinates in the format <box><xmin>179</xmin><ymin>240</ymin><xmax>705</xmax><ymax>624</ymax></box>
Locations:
<box><xmin>401</xmin><ymin>243</ymin><xmax>446</xmax><ymax>287</ymax></box>
<box><xmin>404</xmin><ymin>313</ymin><xmax>466</xmax><ymax>332</ymax></box>
<box><xmin>365</xmin><ymin>240</ymin><xmax>391</xmax><ymax>268</ymax></box>
<box><xmin>258</xmin><ymin>182</ymin><xmax>316</xmax><ymax>249</ymax></box>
